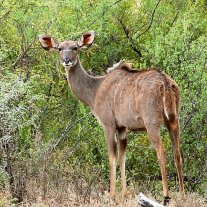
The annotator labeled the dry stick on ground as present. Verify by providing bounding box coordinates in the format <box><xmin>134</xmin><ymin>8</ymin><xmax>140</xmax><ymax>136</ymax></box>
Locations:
<box><xmin>138</xmin><ymin>193</ymin><xmax>164</xmax><ymax>207</ymax></box>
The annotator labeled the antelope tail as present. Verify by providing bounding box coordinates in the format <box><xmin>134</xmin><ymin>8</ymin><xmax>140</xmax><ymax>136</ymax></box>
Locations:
<box><xmin>163</xmin><ymin>82</ymin><xmax>179</xmax><ymax>121</ymax></box>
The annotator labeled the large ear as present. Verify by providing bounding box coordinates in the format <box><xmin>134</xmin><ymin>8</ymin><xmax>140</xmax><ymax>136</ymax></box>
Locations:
<box><xmin>38</xmin><ymin>35</ymin><xmax>59</xmax><ymax>51</ymax></box>
<box><xmin>78</xmin><ymin>31</ymin><xmax>95</xmax><ymax>48</ymax></box>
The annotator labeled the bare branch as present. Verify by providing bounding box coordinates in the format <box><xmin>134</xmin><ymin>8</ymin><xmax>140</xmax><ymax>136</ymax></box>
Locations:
<box><xmin>48</xmin><ymin>114</ymin><xmax>90</xmax><ymax>154</ymax></box>
<box><xmin>164</xmin><ymin>11</ymin><xmax>179</xmax><ymax>37</ymax></box>
<box><xmin>11</xmin><ymin>21</ymin><xmax>38</xmax><ymax>69</ymax></box>
<box><xmin>133</xmin><ymin>0</ymin><xmax>162</xmax><ymax>40</ymax></box>
<box><xmin>116</xmin><ymin>16</ymin><xmax>142</xmax><ymax>57</ymax></box>
<box><xmin>0</xmin><ymin>1</ymin><xmax>16</xmax><ymax>23</ymax></box>
<box><xmin>0</xmin><ymin>10</ymin><xmax>10</xmax><ymax>23</ymax></box>
<box><xmin>87</xmin><ymin>0</ymin><xmax>123</xmax><ymax>28</ymax></box>
<box><xmin>11</xmin><ymin>40</ymin><xmax>36</xmax><ymax>69</ymax></box>
<box><xmin>115</xmin><ymin>0</ymin><xmax>162</xmax><ymax>56</ymax></box>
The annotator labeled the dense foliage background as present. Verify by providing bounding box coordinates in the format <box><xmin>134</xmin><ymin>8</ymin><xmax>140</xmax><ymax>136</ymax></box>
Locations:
<box><xmin>0</xmin><ymin>0</ymin><xmax>206</xmax><ymax>205</ymax></box>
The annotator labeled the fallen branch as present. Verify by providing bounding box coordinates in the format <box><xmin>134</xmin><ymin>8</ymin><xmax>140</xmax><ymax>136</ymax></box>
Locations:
<box><xmin>138</xmin><ymin>193</ymin><xmax>164</xmax><ymax>207</ymax></box>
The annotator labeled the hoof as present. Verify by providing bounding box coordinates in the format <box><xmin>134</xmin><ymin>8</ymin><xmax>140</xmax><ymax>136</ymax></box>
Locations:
<box><xmin>109</xmin><ymin>192</ymin><xmax>116</xmax><ymax>200</ymax></box>
<box><xmin>163</xmin><ymin>196</ymin><xmax>171</xmax><ymax>206</ymax></box>
<box><xmin>122</xmin><ymin>190</ymin><xmax>128</xmax><ymax>198</ymax></box>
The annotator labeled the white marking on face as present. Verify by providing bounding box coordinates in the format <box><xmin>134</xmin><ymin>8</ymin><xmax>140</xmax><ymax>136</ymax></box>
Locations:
<box><xmin>63</xmin><ymin>49</ymin><xmax>72</xmax><ymax>52</ymax></box>
<box><xmin>62</xmin><ymin>62</ymin><xmax>73</xmax><ymax>67</ymax></box>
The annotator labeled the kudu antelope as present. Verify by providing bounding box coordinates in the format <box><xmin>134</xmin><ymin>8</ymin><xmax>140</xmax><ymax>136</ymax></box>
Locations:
<box><xmin>39</xmin><ymin>31</ymin><xmax>184</xmax><ymax>205</ymax></box>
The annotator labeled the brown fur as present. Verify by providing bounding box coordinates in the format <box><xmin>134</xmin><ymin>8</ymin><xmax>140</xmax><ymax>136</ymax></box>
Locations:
<box><xmin>94</xmin><ymin>68</ymin><xmax>179</xmax><ymax>130</ymax></box>
<box><xmin>119</xmin><ymin>62</ymin><xmax>134</xmax><ymax>71</ymax></box>
<box><xmin>39</xmin><ymin>33</ymin><xmax>184</xmax><ymax>202</ymax></box>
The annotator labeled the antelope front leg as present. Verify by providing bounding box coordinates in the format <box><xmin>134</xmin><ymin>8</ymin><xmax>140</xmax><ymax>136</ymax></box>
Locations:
<box><xmin>104</xmin><ymin>127</ymin><xmax>117</xmax><ymax>197</ymax></box>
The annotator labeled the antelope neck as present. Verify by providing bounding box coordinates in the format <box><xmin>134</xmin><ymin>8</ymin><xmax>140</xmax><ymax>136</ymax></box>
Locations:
<box><xmin>65</xmin><ymin>56</ymin><xmax>104</xmax><ymax>107</ymax></box>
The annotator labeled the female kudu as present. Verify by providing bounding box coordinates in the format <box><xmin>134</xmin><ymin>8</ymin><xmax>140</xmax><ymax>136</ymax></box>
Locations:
<box><xmin>39</xmin><ymin>31</ymin><xmax>184</xmax><ymax>205</ymax></box>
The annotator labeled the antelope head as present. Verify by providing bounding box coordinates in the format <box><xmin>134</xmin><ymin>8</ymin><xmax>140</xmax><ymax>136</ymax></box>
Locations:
<box><xmin>38</xmin><ymin>31</ymin><xmax>95</xmax><ymax>68</ymax></box>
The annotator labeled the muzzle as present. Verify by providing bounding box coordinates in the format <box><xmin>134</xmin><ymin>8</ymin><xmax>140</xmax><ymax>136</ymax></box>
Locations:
<box><xmin>62</xmin><ymin>49</ymin><xmax>73</xmax><ymax>67</ymax></box>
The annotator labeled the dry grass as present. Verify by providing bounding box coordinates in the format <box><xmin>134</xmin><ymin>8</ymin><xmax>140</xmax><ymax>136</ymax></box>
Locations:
<box><xmin>1</xmin><ymin>180</ymin><xmax>207</xmax><ymax>207</ymax></box>
<box><xmin>1</xmin><ymin>191</ymin><xmax>205</xmax><ymax>207</ymax></box>
<box><xmin>17</xmin><ymin>193</ymin><xmax>206</xmax><ymax>207</ymax></box>
<box><xmin>169</xmin><ymin>192</ymin><xmax>207</xmax><ymax>207</ymax></box>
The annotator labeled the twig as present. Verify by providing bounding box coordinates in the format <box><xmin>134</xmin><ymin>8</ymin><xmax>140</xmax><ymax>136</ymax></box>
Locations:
<box><xmin>48</xmin><ymin>114</ymin><xmax>90</xmax><ymax>154</ymax></box>
<box><xmin>0</xmin><ymin>10</ymin><xmax>10</xmax><ymax>22</ymax></box>
<box><xmin>164</xmin><ymin>11</ymin><xmax>179</xmax><ymax>37</ymax></box>
<box><xmin>133</xmin><ymin>0</ymin><xmax>162</xmax><ymax>40</ymax></box>
<box><xmin>11</xmin><ymin>35</ymin><xmax>37</xmax><ymax>69</ymax></box>
<box><xmin>182</xmin><ymin>109</ymin><xmax>197</xmax><ymax>132</ymax></box>
<box><xmin>87</xmin><ymin>0</ymin><xmax>123</xmax><ymax>28</ymax></box>
<box><xmin>116</xmin><ymin>16</ymin><xmax>142</xmax><ymax>57</ymax></box>
<box><xmin>0</xmin><ymin>1</ymin><xmax>16</xmax><ymax>23</ymax></box>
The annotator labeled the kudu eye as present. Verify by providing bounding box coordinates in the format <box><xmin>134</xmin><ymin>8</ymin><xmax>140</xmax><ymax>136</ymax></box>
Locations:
<box><xmin>73</xmin><ymin>47</ymin><xmax>78</xmax><ymax>51</ymax></box>
<box><xmin>58</xmin><ymin>48</ymin><xmax>62</xmax><ymax>51</ymax></box>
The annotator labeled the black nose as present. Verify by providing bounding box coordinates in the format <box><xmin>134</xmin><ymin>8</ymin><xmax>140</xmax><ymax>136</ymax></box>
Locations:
<box><xmin>64</xmin><ymin>58</ymin><xmax>71</xmax><ymax>64</ymax></box>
